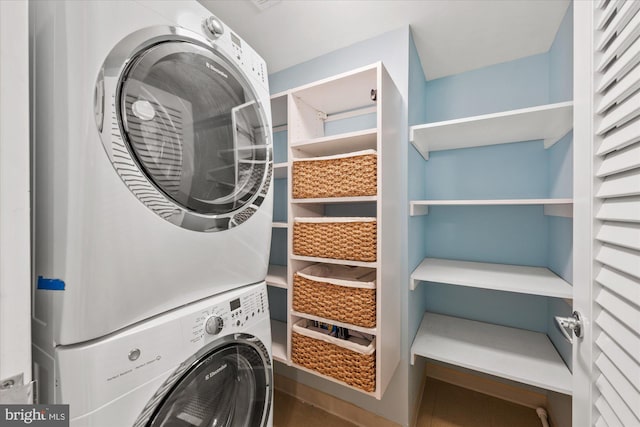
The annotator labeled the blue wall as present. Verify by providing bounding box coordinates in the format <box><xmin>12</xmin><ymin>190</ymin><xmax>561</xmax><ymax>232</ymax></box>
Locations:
<box><xmin>407</xmin><ymin>30</ymin><xmax>429</xmax><ymax>421</ymax></box>
<box><xmin>273</xmin><ymin>130</ymin><xmax>288</xmax><ymax>163</ymax></box>
<box><xmin>549</xmin><ymin>2</ymin><xmax>574</xmax><ymax>104</ymax></box>
<box><xmin>425</xmin><ymin>53</ymin><xmax>549</xmax><ymax>122</ymax></box>
<box><xmin>546</xmin><ymin>2</ymin><xmax>574</xmax><ymax>370</ymax></box>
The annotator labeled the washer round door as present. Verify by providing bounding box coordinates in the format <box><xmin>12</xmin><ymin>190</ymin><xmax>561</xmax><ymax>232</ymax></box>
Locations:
<box><xmin>135</xmin><ymin>334</ymin><xmax>272</xmax><ymax>427</ymax></box>
<box><xmin>96</xmin><ymin>26</ymin><xmax>272</xmax><ymax>232</ymax></box>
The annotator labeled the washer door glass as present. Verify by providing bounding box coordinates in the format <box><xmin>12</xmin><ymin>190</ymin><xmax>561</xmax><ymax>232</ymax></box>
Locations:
<box><xmin>119</xmin><ymin>41</ymin><xmax>269</xmax><ymax>216</ymax></box>
<box><xmin>149</xmin><ymin>342</ymin><xmax>270</xmax><ymax>427</ymax></box>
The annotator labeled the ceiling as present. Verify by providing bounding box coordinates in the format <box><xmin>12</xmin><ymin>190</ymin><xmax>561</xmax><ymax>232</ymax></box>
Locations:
<box><xmin>200</xmin><ymin>0</ymin><xmax>570</xmax><ymax>81</ymax></box>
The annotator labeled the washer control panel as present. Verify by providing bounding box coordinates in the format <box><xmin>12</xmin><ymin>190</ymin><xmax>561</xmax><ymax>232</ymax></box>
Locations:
<box><xmin>184</xmin><ymin>286</ymin><xmax>268</xmax><ymax>346</ymax></box>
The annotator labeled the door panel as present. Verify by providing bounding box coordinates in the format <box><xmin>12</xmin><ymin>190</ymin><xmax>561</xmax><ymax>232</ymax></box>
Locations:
<box><xmin>135</xmin><ymin>336</ymin><xmax>271</xmax><ymax>427</ymax></box>
<box><xmin>96</xmin><ymin>27</ymin><xmax>272</xmax><ymax>232</ymax></box>
<box><xmin>574</xmin><ymin>2</ymin><xmax>640</xmax><ymax>425</ymax></box>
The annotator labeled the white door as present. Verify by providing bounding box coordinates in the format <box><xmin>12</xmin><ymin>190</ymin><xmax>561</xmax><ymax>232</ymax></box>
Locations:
<box><xmin>573</xmin><ymin>1</ymin><xmax>640</xmax><ymax>426</ymax></box>
<box><xmin>0</xmin><ymin>0</ymin><xmax>32</xmax><ymax>403</ymax></box>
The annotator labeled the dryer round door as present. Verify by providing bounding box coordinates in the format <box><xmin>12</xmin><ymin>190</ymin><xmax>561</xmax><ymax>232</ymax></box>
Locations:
<box><xmin>96</xmin><ymin>27</ymin><xmax>272</xmax><ymax>232</ymax></box>
<box><xmin>135</xmin><ymin>334</ymin><xmax>272</xmax><ymax>427</ymax></box>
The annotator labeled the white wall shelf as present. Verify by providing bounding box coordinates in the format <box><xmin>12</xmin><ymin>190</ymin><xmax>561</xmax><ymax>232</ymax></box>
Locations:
<box><xmin>290</xmin><ymin>128</ymin><xmax>377</xmax><ymax>158</ymax></box>
<box><xmin>291</xmin><ymin>310</ymin><xmax>377</xmax><ymax>335</ymax></box>
<box><xmin>409</xmin><ymin>101</ymin><xmax>573</xmax><ymax>160</ymax></box>
<box><xmin>266</xmin><ymin>264</ymin><xmax>287</xmax><ymax>289</ymax></box>
<box><xmin>270</xmin><ymin>319</ymin><xmax>287</xmax><ymax>364</ymax></box>
<box><xmin>409</xmin><ymin>198</ymin><xmax>573</xmax><ymax>217</ymax></box>
<box><xmin>410</xmin><ymin>258</ymin><xmax>573</xmax><ymax>298</ymax></box>
<box><xmin>411</xmin><ymin>312</ymin><xmax>572</xmax><ymax>395</ymax></box>
<box><xmin>273</xmin><ymin>162</ymin><xmax>288</xmax><ymax>179</ymax></box>
<box><xmin>292</xmin><ymin>196</ymin><xmax>377</xmax><ymax>204</ymax></box>
<box><xmin>290</xmin><ymin>254</ymin><xmax>378</xmax><ymax>268</ymax></box>
<box><xmin>272</xmin><ymin>222</ymin><xmax>288</xmax><ymax>229</ymax></box>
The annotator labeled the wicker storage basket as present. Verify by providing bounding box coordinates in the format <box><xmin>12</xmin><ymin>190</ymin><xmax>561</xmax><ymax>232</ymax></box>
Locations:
<box><xmin>292</xmin><ymin>150</ymin><xmax>377</xmax><ymax>199</ymax></box>
<box><xmin>293</xmin><ymin>217</ymin><xmax>377</xmax><ymax>262</ymax></box>
<box><xmin>293</xmin><ymin>264</ymin><xmax>376</xmax><ymax>328</ymax></box>
<box><xmin>291</xmin><ymin>319</ymin><xmax>376</xmax><ymax>392</ymax></box>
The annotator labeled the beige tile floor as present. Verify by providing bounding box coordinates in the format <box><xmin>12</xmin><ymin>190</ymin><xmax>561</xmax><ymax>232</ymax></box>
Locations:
<box><xmin>273</xmin><ymin>389</ymin><xmax>357</xmax><ymax>427</ymax></box>
<box><xmin>416</xmin><ymin>378</ymin><xmax>542</xmax><ymax>427</ymax></box>
<box><xmin>274</xmin><ymin>378</ymin><xmax>543</xmax><ymax>427</ymax></box>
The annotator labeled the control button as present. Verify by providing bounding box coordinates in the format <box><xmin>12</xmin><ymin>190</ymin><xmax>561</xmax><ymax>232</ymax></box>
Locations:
<box><xmin>205</xmin><ymin>316</ymin><xmax>224</xmax><ymax>336</ymax></box>
<box><xmin>252</xmin><ymin>312</ymin><xmax>255</xmax><ymax>317</ymax></box>
<box><xmin>236</xmin><ymin>320</ymin><xmax>241</xmax><ymax>326</ymax></box>
<box><xmin>203</xmin><ymin>16</ymin><xmax>224</xmax><ymax>40</ymax></box>
<box><xmin>128</xmin><ymin>348</ymin><xmax>141</xmax><ymax>361</ymax></box>
<box><xmin>245</xmin><ymin>316</ymin><xmax>249</xmax><ymax>321</ymax></box>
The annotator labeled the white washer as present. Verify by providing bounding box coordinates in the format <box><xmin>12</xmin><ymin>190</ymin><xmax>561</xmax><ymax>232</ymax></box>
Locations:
<box><xmin>37</xmin><ymin>283</ymin><xmax>272</xmax><ymax>426</ymax></box>
<box><xmin>31</xmin><ymin>0</ymin><xmax>273</xmax><ymax>347</ymax></box>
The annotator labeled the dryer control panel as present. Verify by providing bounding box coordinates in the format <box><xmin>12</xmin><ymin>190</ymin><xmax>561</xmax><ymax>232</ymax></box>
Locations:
<box><xmin>201</xmin><ymin>15</ymin><xmax>268</xmax><ymax>90</ymax></box>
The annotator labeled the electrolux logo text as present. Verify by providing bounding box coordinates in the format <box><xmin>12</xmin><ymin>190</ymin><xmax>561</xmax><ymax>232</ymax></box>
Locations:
<box><xmin>0</xmin><ymin>405</ymin><xmax>69</xmax><ymax>427</ymax></box>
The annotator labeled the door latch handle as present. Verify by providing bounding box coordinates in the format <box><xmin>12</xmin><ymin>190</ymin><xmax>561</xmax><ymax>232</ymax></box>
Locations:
<box><xmin>555</xmin><ymin>311</ymin><xmax>584</xmax><ymax>344</ymax></box>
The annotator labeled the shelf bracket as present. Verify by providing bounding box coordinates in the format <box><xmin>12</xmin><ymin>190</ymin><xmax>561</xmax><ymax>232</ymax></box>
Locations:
<box><xmin>543</xmin><ymin>129</ymin><xmax>572</xmax><ymax>149</ymax></box>
<box><xmin>411</xmin><ymin>141</ymin><xmax>430</xmax><ymax>160</ymax></box>
<box><xmin>410</xmin><ymin>204</ymin><xmax>429</xmax><ymax>216</ymax></box>
<box><xmin>544</xmin><ymin>203</ymin><xmax>573</xmax><ymax>218</ymax></box>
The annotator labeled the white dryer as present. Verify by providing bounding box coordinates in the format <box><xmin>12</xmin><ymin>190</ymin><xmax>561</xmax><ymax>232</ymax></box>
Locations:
<box><xmin>36</xmin><ymin>283</ymin><xmax>273</xmax><ymax>426</ymax></box>
<box><xmin>31</xmin><ymin>0</ymin><xmax>273</xmax><ymax>347</ymax></box>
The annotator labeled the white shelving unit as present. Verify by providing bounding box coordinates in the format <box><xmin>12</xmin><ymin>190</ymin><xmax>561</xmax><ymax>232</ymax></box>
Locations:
<box><xmin>267</xmin><ymin>93</ymin><xmax>291</xmax><ymax>367</ymax></box>
<box><xmin>410</xmin><ymin>258</ymin><xmax>573</xmax><ymax>297</ymax></box>
<box><xmin>409</xmin><ymin>100</ymin><xmax>575</xmax><ymax>396</ymax></box>
<box><xmin>266</xmin><ymin>264</ymin><xmax>287</xmax><ymax>289</ymax></box>
<box><xmin>410</xmin><ymin>198</ymin><xmax>573</xmax><ymax>217</ymax></box>
<box><xmin>409</xmin><ymin>101</ymin><xmax>573</xmax><ymax>160</ymax></box>
<box><xmin>271</xmin><ymin>62</ymin><xmax>403</xmax><ymax>399</ymax></box>
<box><xmin>270</xmin><ymin>319</ymin><xmax>287</xmax><ymax>363</ymax></box>
<box><xmin>411</xmin><ymin>312</ymin><xmax>572</xmax><ymax>395</ymax></box>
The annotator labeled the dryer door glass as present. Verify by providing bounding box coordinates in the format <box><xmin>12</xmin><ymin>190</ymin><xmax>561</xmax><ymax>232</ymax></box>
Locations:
<box><xmin>119</xmin><ymin>41</ymin><xmax>270</xmax><ymax>216</ymax></box>
<box><xmin>148</xmin><ymin>342</ymin><xmax>270</xmax><ymax>427</ymax></box>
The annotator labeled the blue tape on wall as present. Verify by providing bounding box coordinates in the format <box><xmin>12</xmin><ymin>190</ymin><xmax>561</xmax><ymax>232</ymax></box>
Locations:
<box><xmin>37</xmin><ymin>276</ymin><xmax>65</xmax><ymax>290</ymax></box>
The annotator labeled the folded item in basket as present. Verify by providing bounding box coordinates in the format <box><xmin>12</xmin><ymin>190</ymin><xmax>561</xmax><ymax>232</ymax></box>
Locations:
<box><xmin>311</xmin><ymin>321</ymin><xmax>350</xmax><ymax>340</ymax></box>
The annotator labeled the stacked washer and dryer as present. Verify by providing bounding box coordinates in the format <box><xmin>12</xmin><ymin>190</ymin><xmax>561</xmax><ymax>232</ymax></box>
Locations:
<box><xmin>30</xmin><ymin>1</ymin><xmax>274</xmax><ymax>425</ymax></box>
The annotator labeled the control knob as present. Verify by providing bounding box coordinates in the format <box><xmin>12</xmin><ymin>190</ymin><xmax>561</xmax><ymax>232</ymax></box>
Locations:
<box><xmin>205</xmin><ymin>316</ymin><xmax>224</xmax><ymax>335</ymax></box>
<box><xmin>203</xmin><ymin>16</ymin><xmax>224</xmax><ymax>40</ymax></box>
